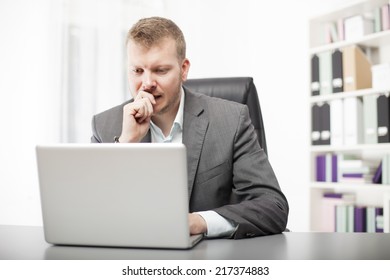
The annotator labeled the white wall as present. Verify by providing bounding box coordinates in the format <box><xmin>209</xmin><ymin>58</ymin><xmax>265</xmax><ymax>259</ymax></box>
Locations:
<box><xmin>0</xmin><ymin>0</ymin><xmax>62</xmax><ymax>226</ymax></box>
<box><xmin>0</xmin><ymin>0</ymin><xmax>358</xmax><ymax>231</ymax></box>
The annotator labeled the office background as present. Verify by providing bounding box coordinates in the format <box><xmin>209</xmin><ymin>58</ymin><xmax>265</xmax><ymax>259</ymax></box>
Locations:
<box><xmin>0</xmin><ymin>0</ymin><xmax>355</xmax><ymax>232</ymax></box>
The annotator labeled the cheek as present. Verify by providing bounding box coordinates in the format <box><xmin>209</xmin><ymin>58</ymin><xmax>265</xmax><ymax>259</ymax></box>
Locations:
<box><xmin>160</xmin><ymin>75</ymin><xmax>180</xmax><ymax>91</ymax></box>
<box><xmin>128</xmin><ymin>77</ymin><xmax>142</xmax><ymax>96</ymax></box>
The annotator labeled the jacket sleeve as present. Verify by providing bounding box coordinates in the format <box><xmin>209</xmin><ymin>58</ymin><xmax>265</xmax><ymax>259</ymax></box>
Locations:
<box><xmin>214</xmin><ymin>106</ymin><xmax>289</xmax><ymax>239</ymax></box>
<box><xmin>91</xmin><ymin>115</ymin><xmax>102</xmax><ymax>143</ymax></box>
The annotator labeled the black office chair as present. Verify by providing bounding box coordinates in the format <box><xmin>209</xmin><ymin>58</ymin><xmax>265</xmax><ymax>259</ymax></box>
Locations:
<box><xmin>184</xmin><ymin>77</ymin><xmax>268</xmax><ymax>155</ymax></box>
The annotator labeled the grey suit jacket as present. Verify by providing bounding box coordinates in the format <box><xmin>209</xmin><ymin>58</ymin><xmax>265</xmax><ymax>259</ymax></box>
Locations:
<box><xmin>91</xmin><ymin>88</ymin><xmax>289</xmax><ymax>239</ymax></box>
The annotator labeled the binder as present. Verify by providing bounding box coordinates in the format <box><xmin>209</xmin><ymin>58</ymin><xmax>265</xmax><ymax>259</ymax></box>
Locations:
<box><xmin>319</xmin><ymin>51</ymin><xmax>332</xmax><ymax>95</ymax></box>
<box><xmin>311</xmin><ymin>54</ymin><xmax>320</xmax><ymax>96</ymax></box>
<box><xmin>377</xmin><ymin>94</ymin><xmax>390</xmax><ymax>143</ymax></box>
<box><xmin>343</xmin><ymin>97</ymin><xmax>364</xmax><ymax>145</ymax></box>
<box><xmin>332</xmin><ymin>49</ymin><xmax>343</xmax><ymax>93</ymax></box>
<box><xmin>311</xmin><ymin>104</ymin><xmax>321</xmax><ymax>145</ymax></box>
<box><xmin>320</xmin><ymin>103</ymin><xmax>331</xmax><ymax>145</ymax></box>
<box><xmin>330</xmin><ymin>99</ymin><xmax>344</xmax><ymax>146</ymax></box>
<box><xmin>363</xmin><ymin>94</ymin><xmax>378</xmax><ymax>144</ymax></box>
<box><xmin>342</xmin><ymin>45</ymin><xmax>372</xmax><ymax>92</ymax></box>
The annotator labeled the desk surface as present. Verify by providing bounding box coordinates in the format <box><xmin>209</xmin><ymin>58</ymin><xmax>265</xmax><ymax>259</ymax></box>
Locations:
<box><xmin>1</xmin><ymin>225</ymin><xmax>390</xmax><ymax>260</ymax></box>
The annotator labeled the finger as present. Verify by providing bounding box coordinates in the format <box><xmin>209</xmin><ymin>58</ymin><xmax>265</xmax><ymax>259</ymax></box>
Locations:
<box><xmin>134</xmin><ymin>101</ymin><xmax>153</xmax><ymax>122</ymax></box>
<box><xmin>136</xmin><ymin>90</ymin><xmax>156</xmax><ymax>105</ymax></box>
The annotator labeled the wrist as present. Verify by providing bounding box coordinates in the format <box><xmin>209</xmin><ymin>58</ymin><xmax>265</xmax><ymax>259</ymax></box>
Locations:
<box><xmin>118</xmin><ymin>134</ymin><xmax>142</xmax><ymax>143</ymax></box>
<box><xmin>189</xmin><ymin>213</ymin><xmax>207</xmax><ymax>235</ymax></box>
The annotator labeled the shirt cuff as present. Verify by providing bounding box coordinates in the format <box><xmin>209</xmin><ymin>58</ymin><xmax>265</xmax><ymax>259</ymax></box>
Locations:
<box><xmin>196</xmin><ymin>210</ymin><xmax>237</xmax><ymax>238</ymax></box>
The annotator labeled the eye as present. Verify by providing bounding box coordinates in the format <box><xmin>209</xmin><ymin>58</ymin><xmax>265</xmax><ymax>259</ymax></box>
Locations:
<box><xmin>155</xmin><ymin>68</ymin><xmax>168</xmax><ymax>74</ymax></box>
<box><xmin>132</xmin><ymin>68</ymin><xmax>143</xmax><ymax>75</ymax></box>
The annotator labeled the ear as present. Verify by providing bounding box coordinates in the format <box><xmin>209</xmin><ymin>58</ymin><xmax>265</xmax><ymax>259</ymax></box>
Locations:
<box><xmin>180</xmin><ymin>58</ymin><xmax>191</xmax><ymax>82</ymax></box>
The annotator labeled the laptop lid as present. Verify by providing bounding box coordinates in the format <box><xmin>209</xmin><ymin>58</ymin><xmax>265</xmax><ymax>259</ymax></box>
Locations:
<box><xmin>36</xmin><ymin>143</ymin><xmax>202</xmax><ymax>249</ymax></box>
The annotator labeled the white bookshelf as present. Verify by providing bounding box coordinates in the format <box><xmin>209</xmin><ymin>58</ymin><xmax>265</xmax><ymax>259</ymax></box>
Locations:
<box><xmin>309</xmin><ymin>0</ymin><xmax>390</xmax><ymax>232</ymax></box>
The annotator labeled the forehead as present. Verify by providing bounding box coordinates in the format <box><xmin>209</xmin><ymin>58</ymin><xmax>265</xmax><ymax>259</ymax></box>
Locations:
<box><xmin>127</xmin><ymin>37</ymin><xmax>178</xmax><ymax>65</ymax></box>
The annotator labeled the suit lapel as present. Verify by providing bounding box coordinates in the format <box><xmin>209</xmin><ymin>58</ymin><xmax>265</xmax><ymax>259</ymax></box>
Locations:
<box><xmin>182</xmin><ymin>89</ymin><xmax>209</xmax><ymax>196</ymax></box>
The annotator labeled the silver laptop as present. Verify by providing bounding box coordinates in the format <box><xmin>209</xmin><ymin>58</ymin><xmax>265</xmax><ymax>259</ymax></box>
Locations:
<box><xmin>36</xmin><ymin>143</ymin><xmax>203</xmax><ymax>249</ymax></box>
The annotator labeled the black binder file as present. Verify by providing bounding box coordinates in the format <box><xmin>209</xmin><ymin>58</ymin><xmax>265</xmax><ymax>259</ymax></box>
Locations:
<box><xmin>377</xmin><ymin>95</ymin><xmax>390</xmax><ymax>143</ymax></box>
<box><xmin>320</xmin><ymin>103</ymin><xmax>331</xmax><ymax>145</ymax></box>
<box><xmin>332</xmin><ymin>49</ymin><xmax>343</xmax><ymax>93</ymax></box>
<box><xmin>311</xmin><ymin>104</ymin><xmax>321</xmax><ymax>145</ymax></box>
<box><xmin>311</xmin><ymin>54</ymin><xmax>320</xmax><ymax>96</ymax></box>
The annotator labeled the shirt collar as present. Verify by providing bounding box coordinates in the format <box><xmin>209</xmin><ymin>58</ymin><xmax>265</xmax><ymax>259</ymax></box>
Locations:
<box><xmin>149</xmin><ymin>87</ymin><xmax>185</xmax><ymax>142</ymax></box>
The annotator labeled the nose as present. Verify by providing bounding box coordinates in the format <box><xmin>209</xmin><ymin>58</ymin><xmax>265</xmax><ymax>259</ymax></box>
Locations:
<box><xmin>142</xmin><ymin>72</ymin><xmax>157</xmax><ymax>93</ymax></box>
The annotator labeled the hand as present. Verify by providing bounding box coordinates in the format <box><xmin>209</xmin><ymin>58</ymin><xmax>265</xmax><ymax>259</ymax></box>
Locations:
<box><xmin>188</xmin><ymin>213</ymin><xmax>207</xmax><ymax>235</ymax></box>
<box><xmin>119</xmin><ymin>91</ymin><xmax>156</xmax><ymax>143</ymax></box>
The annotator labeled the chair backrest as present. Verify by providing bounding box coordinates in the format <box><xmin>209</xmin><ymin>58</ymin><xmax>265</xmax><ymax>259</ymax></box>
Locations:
<box><xmin>184</xmin><ymin>77</ymin><xmax>267</xmax><ymax>155</ymax></box>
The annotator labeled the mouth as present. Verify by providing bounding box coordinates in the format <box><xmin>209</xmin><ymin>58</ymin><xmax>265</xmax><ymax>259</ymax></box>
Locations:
<box><xmin>153</xmin><ymin>95</ymin><xmax>162</xmax><ymax>102</ymax></box>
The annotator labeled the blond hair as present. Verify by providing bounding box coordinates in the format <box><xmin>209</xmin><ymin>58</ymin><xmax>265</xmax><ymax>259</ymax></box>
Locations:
<box><xmin>127</xmin><ymin>17</ymin><xmax>186</xmax><ymax>61</ymax></box>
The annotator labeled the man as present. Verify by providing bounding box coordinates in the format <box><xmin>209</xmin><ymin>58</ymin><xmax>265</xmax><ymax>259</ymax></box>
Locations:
<box><xmin>91</xmin><ymin>17</ymin><xmax>288</xmax><ymax>239</ymax></box>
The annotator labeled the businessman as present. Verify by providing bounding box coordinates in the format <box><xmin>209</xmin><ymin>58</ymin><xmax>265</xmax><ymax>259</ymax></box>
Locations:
<box><xmin>91</xmin><ymin>17</ymin><xmax>289</xmax><ymax>239</ymax></box>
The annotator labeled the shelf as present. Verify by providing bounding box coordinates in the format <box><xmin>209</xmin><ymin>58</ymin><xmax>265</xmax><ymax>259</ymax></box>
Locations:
<box><xmin>309</xmin><ymin>0</ymin><xmax>387</xmax><ymax>25</ymax></box>
<box><xmin>308</xmin><ymin>0</ymin><xmax>390</xmax><ymax>233</ymax></box>
<box><xmin>309</xmin><ymin>88</ymin><xmax>390</xmax><ymax>103</ymax></box>
<box><xmin>310</xmin><ymin>182</ymin><xmax>390</xmax><ymax>191</ymax></box>
<box><xmin>310</xmin><ymin>30</ymin><xmax>390</xmax><ymax>54</ymax></box>
<box><xmin>310</xmin><ymin>143</ymin><xmax>390</xmax><ymax>152</ymax></box>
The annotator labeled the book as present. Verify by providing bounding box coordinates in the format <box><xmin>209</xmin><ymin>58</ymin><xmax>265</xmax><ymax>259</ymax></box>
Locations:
<box><xmin>336</xmin><ymin>205</ymin><xmax>348</xmax><ymax>232</ymax></box>
<box><xmin>315</xmin><ymin>153</ymin><xmax>338</xmax><ymax>182</ymax></box>
<box><xmin>347</xmin><ymin>205</ymin><xmax>354</xmax><ymax>232</ymax></box>
<box><xmin>321</xmin><ymin>193</ymin><xmax>355</xmax><ymax>232</ymax></box>
<box><xmin>376</xmin><ymin>207</ymin><xmax>384</xmax><ymax>233</ymax></box>
<box><xmin>333</xmin><ymin>154</ymin><xmax>379</xmax><ymax>183</ymax></box>
<box><xmin>337</xmin><ymin>18</ymin><xmax>345</xmax><ymax>41</ymax></box>
<box><xmin>326</xmin><ymin>21</ymin><xmax>339</xmax><ymax>43</ymax></box>
<box><xmin>354</xmin><ymin>206</ymin><xmax>367</xmax><ymax>232</ymax></box>
<box><xmin>366</xmin><ymin>206</ymin><xmax>377</xmax><ymax>233</ymax></box>
<box><xmin>374</xmin><ymin>6</ymin><xmax>382</xmax><ymax>33</ymax></box>
<box><xmin>316</xmin><ymin>154</ymin><xmax>326</xmax><ymax>182</ymax></box>
<box><xmin>372</xmin><ymin>161</ymin><xmax>382</xmax><ymax>184</ymax></box>
<box><xmin>384</xmin><ymin>192</ymin><xmax>390</xmax><ymax>233</ymax></box>
<box><xmin>335</xmin><ymin>204</ymin><xmax>355</xmax><ymax>232</ymax></box>
<box><xmin>383</xmin><ymin>154</ymin><xmax>389</xmax><ymax>185</ymax></box>
<box><xmin>376</xmin><ymin>215</ymin><xmax>384</xmax><ymax>232</ymax></box>
<box><xmin>331</xmin><ymin>154</ymin><xmax>338</xmax><ymax>183</ymax></box>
